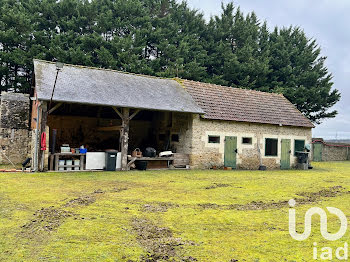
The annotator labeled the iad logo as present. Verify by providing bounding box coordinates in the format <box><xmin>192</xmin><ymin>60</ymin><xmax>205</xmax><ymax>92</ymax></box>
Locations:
<box><xmin>288</xmin><ymin>199</ymin><xmax>348</xmax><ymax>260</ymax></box>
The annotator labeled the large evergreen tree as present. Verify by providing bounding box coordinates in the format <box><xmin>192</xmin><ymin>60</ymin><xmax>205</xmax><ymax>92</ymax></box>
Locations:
<box><xmin>0</xmin><ymin>0</ymin><xmax>340</xmax><ymax>124</ymax></box>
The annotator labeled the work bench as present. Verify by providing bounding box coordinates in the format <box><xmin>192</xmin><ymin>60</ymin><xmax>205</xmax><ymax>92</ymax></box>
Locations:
<box><xmin>50</xmin><ymin>153</ymin><xmax>86</xmax><ymax>171</ymax></box>
<box><xmin>127</xmin><ymin>156</ymin><xmax>174</xmax><ymax>170</ymax></box>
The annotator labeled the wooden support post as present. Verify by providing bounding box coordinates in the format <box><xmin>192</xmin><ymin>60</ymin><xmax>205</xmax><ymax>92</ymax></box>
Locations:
<box><xmin>121</xmin><ymin>108</ymin><xmax>130</xmax><ymax>171</ymax></box>
<box><xmin>112</xmin><ymin>107</ymin><xmax>141</xmax><ymax>171</ymax></box>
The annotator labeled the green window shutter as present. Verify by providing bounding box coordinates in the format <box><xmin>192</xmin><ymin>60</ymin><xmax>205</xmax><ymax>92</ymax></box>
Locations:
<box><xmin>294</xmin><ymin>140</ymin><xmax>305</xmax><ymax>156</ymax></box>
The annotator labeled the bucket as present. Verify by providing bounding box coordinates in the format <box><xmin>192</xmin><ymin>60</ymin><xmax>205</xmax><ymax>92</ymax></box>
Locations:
<box><xmin>135</xmin><ymin>160</ymin><xmax>148</xmax><ymax>171</ymax></box>
<box><xmin>79</xmin><ymin>148</ymin><xmax>87</xmax><ymax>154</ymax></box>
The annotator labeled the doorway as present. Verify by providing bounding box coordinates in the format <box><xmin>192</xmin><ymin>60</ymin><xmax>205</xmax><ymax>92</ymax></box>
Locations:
<box><xmin>224</xmin><ymin>136</ymin><xmax>237</xmax><ymax>169</ymax></box>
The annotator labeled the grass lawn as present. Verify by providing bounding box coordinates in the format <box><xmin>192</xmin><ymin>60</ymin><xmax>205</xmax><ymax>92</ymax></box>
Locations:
<box><xmin>1</xmin><ymin>162</ymin><xmax>350</xmax><ymax>261</ymax></box>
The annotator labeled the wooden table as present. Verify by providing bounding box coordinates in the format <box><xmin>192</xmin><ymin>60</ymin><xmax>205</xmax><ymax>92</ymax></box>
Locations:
<box><xmin>50</xmin><ymin>153</ymin><xmax>86</xmax><ymax>171</ymax></box>
<box><xmin>127</xmin><ymin>156</ymin><xmax>174</xmax><ymax>170</ymax></box>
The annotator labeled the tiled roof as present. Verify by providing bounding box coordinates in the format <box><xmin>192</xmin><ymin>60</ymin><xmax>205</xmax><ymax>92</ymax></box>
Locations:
<box><xmin>181</xmin><ymin>79</ymin><xmax>314</xmax><ymax>128</ymax></box>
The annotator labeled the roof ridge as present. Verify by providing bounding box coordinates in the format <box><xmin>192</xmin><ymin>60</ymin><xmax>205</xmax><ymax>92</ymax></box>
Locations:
<box><xmin>33</xmin><ymin>59</ymin><xmax>171</xmax><ymax>81</ymax></box>
<box><xmin>178</xmin><ymin>78</ymin><xmax>284</xmax><ymax>97</ymax></box>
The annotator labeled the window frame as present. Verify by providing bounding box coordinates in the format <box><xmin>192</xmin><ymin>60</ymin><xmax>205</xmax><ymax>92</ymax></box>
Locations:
<box><xmin>208</xmin><ymin>135</ymin><xmax>220</xmax><ymax>144</ymax></box>
<box><xmin>242</xmin><ymin>137</ymin><xmax>253</xmax><ymax>145</ymax></box>
<box><xmin>265</xmin><ymin>138</ymin><xmax>278</xmax><ymax>157</ymax></box>
<box><xmin>294</xmin><ymin>139</ymin><xmax>305</xmax><ymax>156</ymax></box>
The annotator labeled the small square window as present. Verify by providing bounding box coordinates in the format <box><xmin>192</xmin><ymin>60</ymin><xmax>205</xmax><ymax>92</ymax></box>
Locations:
<box><xmin>294</xmin><ymin>140</ymin><xmax>305</xmax><ymax>156</ymax></box>
<box><xmin>265</xmin><ymin>138</ymin><xmax>278</xmax><ymax>156</ymax></box>
<box><xmin>171</xmin><ymin>134</ymin><xmax>179</xmax><ymax>142</ymax></box>
<box><xmin>242</xmin><ymin>137</ymin><xmax>252</xmax><ymax>144</ymax></box>
<box><xmin>208</xmin><ymin>135</ymin><xmax>220</xmax><ymax>144</ymax></box>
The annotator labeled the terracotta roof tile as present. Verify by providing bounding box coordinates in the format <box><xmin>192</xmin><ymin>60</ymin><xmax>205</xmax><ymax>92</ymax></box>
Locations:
<box><xmin>180</xmin><ymin>79</ymin><xmax>314</xmax><ymax>128</ymax></box>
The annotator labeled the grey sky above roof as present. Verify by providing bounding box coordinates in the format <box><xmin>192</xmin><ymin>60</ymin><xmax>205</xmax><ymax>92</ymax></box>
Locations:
<box><xmin>33</xmin><ymin>60</ymin><xmax>204</xmax><ymax>114</ymax></box>
<box><xmin>187</xmin><ymin>0</ymin><xmax>350</xmax><ymax>139</ymax></box>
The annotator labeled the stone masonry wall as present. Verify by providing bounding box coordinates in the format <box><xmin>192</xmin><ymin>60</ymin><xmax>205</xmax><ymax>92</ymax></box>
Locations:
<box><xmin>322</xmin><ymin>145</ymin><xmax>349</xmax><ymax>161</ymax></box>
<box><xmin>0</xmin><ymin>92</ymin><xmax>31</xmax><ymax>164</ymax></box>
<box><xmin>189</xmin><ymin>114</ymin><xmax>312</xmax><ymax>169</ymax></box>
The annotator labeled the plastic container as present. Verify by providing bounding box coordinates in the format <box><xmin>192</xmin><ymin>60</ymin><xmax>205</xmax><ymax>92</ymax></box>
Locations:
<box><xmin>59</xmin><ymin>160</ymin><xmax>65</xmax><ymax>171</ymax></box>
<box><xmin>135</xmin><ymin>160</ymin><xmax>148</xmax><ymax>170</ymax></box>
<box><xmin>61</xmin><ymin>146</ymin><xmax>70</xmax><ymax>153</ymax></box>
<box><xmin>79</xmin><ymin>148</ymin><xmax>87</xmax><ymax>154</ymax></box>
<box><xmin>66</xmin><ymin>160</ymin><xmax>73</xmax><ymax>171</ymax></box>
<box><xmin>73</xmin><ymin>160</ymin><xmax>80</xmax><ymax>170</ymax></box>
<box><xmin>105</xmin><ymin>150</ymin><xmax>118</xmax><ymax>171</ymax></box>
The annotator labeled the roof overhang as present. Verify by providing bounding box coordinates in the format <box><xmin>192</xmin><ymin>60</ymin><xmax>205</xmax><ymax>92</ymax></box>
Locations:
<box><xmin>34</xmin><ymin>60</ymin><xmax>204</xmax><ymax>114</ymax></box>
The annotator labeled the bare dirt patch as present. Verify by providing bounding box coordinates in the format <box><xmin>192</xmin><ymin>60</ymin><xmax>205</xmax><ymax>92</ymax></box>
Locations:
<box><xmin>21</xmin><ymin>207</ymin><xmax>74</xmax><ymax>236</ymax></box>
<box><xmin>132</xmin><ymin>218</ymin><xmax>197</xmax><ymax>261</ymax></box>
<box><xmin>296</xmin><ymin>185</ymin><xmax>344</xmax><ymax>201</ymax></box>
<box><xmin>198</xmin><ymin>186</ymin><xmax>349</xmax><ymax>211</ymax></box>
<box><xmin>64</xmin><ymin>195</ymin><xmax>96</xmax><ymax>207</ymax></box>
<box><xmin>204</xmin><ymin>183</ymin><xmax>231</xmax><ymax>190</ymax></box>
<box><xmin>110</xmin><ymin>187</ymin><xmax>128</xmax><ymax>193</ymax></box>
<box><xmin>142</xmin><ymin>202</ymin><xmax>179</xmax><ymax>213</ymax></box>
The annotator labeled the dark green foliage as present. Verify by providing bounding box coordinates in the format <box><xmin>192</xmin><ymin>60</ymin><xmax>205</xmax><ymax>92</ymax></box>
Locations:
<box><xmin>0</xmin><ymin>0</ymin><xmax>340</xmax><ymax>123</ymax></box>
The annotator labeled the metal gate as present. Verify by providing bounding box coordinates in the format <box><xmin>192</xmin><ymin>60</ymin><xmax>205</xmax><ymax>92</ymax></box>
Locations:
<box><xmin>313</xmin><ymin>143</ymin><xmax>322</xmax><ymax>162</ymax></box>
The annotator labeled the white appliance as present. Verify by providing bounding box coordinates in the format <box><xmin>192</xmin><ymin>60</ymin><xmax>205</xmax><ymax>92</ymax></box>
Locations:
<box><xmin>116</xmin><ymin>152</ymin><xmax>122</xmax><ymax>170</ymax></box>
<box><xmin>86</xmin><ymin>152</ymin><xmax>105</xmax><ymax>170</ymax></box>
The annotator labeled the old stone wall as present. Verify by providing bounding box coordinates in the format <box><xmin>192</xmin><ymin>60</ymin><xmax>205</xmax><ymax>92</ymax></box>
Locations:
<box><xmin>154</xmin><ymin>112</ymin><xmax>193</xmax><ymax>154</ymax></box>
<box><xmin>322</xmin><ymin>145</ymin><xmax>349</xmax><ymax>161</ymax></box>
<box><xmin>0</xmin><ymin>92</ymin><xmax>31</xmax><ymax>164</ymax></box>
<box><xmin>313</xmin><ymin>141</ymin><xmax>350</xmax><ymax>161</ymax></box>
<box><xmin>189</xmin><ymin>114</ymin><xmax>312</xmax><ymax>169</ymax></box>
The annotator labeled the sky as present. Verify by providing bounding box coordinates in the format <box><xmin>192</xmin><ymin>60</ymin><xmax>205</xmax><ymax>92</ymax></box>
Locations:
<box><xmin>186</xmin><ymin>0</ymin><xmax>350</xmax><ymax>140</ymax></box>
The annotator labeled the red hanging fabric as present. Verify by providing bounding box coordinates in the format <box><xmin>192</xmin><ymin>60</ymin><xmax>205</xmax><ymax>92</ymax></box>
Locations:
<box><xmin>41</xmin><ymin>132</ymin><xmax>47</xmax><ymax>151</ymax></box>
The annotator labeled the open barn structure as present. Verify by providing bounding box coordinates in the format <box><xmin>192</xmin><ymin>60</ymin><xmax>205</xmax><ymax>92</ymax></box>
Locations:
<box><xmin>29</xmin><ymin>60</ymin><xmax>314</xmax><ymax>171</ymax></box>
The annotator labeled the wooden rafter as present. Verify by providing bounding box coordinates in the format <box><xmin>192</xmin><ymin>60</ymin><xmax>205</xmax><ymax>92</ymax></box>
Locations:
<box><xmin>129</xmin><ymin>109</ymin><xmax>140</xmax><ymax>120</ymax></box>
<box><xmin>112</xmin><ymin>107</ymin><xmax>123</xmax><ymax>119</ymax></box>
<box><xmin>48</xmin><ymin>102</ymin><xmax>63</xmax><ymax>115</ymax></box>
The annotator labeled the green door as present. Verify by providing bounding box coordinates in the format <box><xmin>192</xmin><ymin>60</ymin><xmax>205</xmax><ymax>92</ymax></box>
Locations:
<box><xmin>224</xmin><ymin>136</ymin><xmax>237</xmax><ymax>169</ymax></box>
<box><xmin>313</xmin><ymin>143</ymin><xmax>322</xmax><ymax>162</ymax></box>
<box><xmin>281</xmin><ymin>139</ymin><xmax>291</xmax><ymax>169</ymax></box>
